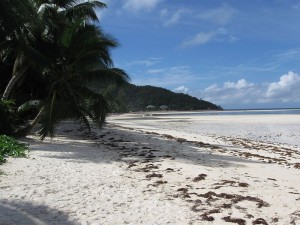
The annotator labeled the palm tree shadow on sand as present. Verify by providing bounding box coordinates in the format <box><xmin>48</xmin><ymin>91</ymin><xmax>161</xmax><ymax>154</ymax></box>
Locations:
<box><xmin>0</xmin><ymin>200</ymin><xmax>78</xmax><ymax>225</ymax></box>
<box><xmin>23</xmin><ymin>121</ymin><xmax>266</xmax><ymax>168</ymax></box>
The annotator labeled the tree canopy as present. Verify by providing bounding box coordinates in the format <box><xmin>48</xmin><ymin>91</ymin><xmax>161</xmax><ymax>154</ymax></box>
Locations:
<box><xmin>0</xmin><ymin>0</ymin><xmax>129</xmax><ymax>138</ymax></box>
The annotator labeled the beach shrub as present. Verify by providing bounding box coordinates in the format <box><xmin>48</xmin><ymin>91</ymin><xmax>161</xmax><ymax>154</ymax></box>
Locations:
<box><xmin>0</xmin><ymin>135</ymin><xmax>28</xmax><ymax>164</ymax></box>
<box><xmin>0</xmin><ymin>100</ymin><xmax>18</xmax><ymax>135</ymax></box>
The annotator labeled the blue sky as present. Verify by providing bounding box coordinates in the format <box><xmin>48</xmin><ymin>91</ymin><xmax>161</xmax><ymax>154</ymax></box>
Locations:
<box><xmin>97</xmin><ymin>0</ymin><xmax>300</xmax><ymax>109</ymax></box>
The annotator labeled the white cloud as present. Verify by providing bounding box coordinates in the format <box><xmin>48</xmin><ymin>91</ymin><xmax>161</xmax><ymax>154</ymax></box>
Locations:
<box><xmin>160</xmin><ymin>8</ymin><xmax>168</xmax><ymax>17</ymax></box>
<box><xmin>147</xmin><ymin>69</ymin><xmax>165</xmax><ymax>74</ymax></box>
<box><xmin>275</xmin><ymin>49</ymin><xmax>300</xmax><ymax>62</ymax></box>
<box><xmin>224</xmin><ymin>79</ymin><xmax>254</xmax><ymax>89</ymax></box>
<box><xmin>198</xmin><ymin>4</ymin><xmax>236</xmax><ymax>25</ymax></box>
<box><xmin>196</xmin><ymin>72</ymin><xmax>300</xmax><ymax>107</ymax></box>
<box><xmin>182</xmin><ymin>32</ymin><xmax>216</xmax><ymax>47</ymax></box>
<box><xmin>122</xmin><ymin>0</ymin><xmax>162</xmax><ymax>12</ymax></box>
<box><xmin>204</xmin><ymin>84</ymin><xmax>218</xmax><ymax>92</ymax></box>
<box><xmin>134</xmin><ymin>66</ymin><xmax>196</xmax><ymax>86</ymax></box>
<box><xmin>161</xmin><ymin>8</ymin><xmax>189</xmax><ymax>26</ymax></box>
<box><xmin>292</xmin><ymin>2</ymin><xmax>300</xmax><ymax>9</ymax></box>
<box><xmin>216</xmin><ymin>27</ymin><xmax>227</xmax><ymax>35</ymax></box>
<box><xmin>228</xmin><ymin>35</ymin><xmax>239</xmax><ymax>43</ymax></box>
<box><xmin>266</xmin><ymin>71</ymin><xmax>300</xmax><ymax>100</ymax></box>
<box><xmin>128</xmin><ymin>57</ymin><xmax>163</xmax><ymax>67</ymax></box>
<box><xmin>173</xmin><ymin>86</ymin><xmax>189</xmax><ymax>94</ymax></box>
<box><xmin>182</xmin><ymin>28</ymin><xmax>238</xmax><ymax>47</ymax></box>
<box><xmin>201</xmin><ymin>79</ymin><xmax>258</xmax><ymax>104</ymax></box>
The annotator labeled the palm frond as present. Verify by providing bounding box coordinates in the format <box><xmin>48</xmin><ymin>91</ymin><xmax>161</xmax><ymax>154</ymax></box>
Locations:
<box><xmin>0</xmin><ymin>0</ymin><xmax>37</xmax><ymax>41</ymax></box>
<box><xmin>89</xmin><ymin>93</ymin><xmax>108</xmax><ymax>127</ymax></box>
<box><xmin>85</xmin><ymin>68</ymin><xmax>130</xmax><ymax>86</ymax></box>
<box><xmin>62</xmin><ymin>24</ymin><xmax>118</xmax><ymax>68</ymax></box>
<box><xmin>65</xmin><ymin>1</ymin><xmax>107</xmax><ymax>22</ymax></box>
<box><xmin>37</xmin><ymin>95</ymin><xmax>59</xmax><ymax>139</ymax></box>
<box><xmin>22</xmin><ymin>43</ymin><xmax>51</xmax><ymax>69</ymax></box>
<box><xmin>72</xmin><ymin>86</ymin><xmax>108</xmax><ymax>127</ymax></box>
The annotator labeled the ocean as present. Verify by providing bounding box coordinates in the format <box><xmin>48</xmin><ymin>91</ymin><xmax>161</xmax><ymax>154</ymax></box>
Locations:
<box><xmin>152</xmin><ymin>108</ymin><xmax>300</xmax><ymax>117</ymax></box>
<box><xmin>110</xmin><ymin>109</ymin><xmax>300</xmax><ymax>146</ymax></box>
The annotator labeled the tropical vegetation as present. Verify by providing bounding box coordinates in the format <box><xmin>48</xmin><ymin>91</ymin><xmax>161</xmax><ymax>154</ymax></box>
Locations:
<box><xmin>0</xmin><ymin>0</ymin><xmax>129</xmax><ymax>139</ymax></box>
<box><xmin>0</xmin><ymin>135</ymin><xmax>28</xmax><ymax>164</ymax></box>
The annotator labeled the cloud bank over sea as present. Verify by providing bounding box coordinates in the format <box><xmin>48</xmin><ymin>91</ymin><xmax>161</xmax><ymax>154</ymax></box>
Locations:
<box><xmin>193</xmin><ymin>71</ymin><xmax>300</xmax><ymax>108</ymax></box>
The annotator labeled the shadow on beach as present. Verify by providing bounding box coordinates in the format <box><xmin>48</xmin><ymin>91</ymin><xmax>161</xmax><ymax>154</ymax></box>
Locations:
<box><xmin>21</xmin><ymin>121</ymin><xmax>264</xmax><ymax>168</ymax></box>
<box><xmin>0</xmin><ymin>200</ymin><xmax>78</xmax><ymax>225</ymax></box>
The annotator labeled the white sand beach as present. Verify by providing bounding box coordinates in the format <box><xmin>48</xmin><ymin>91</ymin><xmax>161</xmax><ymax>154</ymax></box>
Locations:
<box><xmin>0</xmin><ymin>113</ymin><xmax>300</xmax><ymax>225</ymax></box>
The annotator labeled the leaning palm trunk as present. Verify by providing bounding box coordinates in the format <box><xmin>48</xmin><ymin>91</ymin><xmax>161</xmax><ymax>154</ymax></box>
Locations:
<box><xmin>2</xmin><ymin>56</ymin><xmax>28</xmax><ymax>100</ymax></box>
<box><xmin>15</xmin><ymin>106</ymin><xmax>45</xmax><ymax>137</ymax></box>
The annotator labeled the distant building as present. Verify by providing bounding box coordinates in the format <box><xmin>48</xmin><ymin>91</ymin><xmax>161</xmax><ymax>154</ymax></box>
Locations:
<box><xmin>146</xmin><ymin>105</ymin><xmax>156</xmax><ymax>110</ymax></box>
<box><xmin>159</xmin><ymin>105</ymin><xmax>168</xmax><ymax>110</ymax></box>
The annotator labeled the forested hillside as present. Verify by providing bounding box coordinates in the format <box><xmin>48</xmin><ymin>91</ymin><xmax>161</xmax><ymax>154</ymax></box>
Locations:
<box><xmin>103</xmin><ymin>84</ymin><xmax>222</xmax><ymax>112</ymax></box>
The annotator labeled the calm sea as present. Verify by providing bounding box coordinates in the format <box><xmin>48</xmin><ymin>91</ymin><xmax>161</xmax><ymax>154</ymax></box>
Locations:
<box><xmin>152</xmin><ymin>109</ymin><xmax>300</xmax><ymax>117</ymax></box>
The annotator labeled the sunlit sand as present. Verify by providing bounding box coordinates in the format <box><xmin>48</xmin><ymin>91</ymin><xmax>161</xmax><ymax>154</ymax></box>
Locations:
<box><xmin>0</xmin><ymin>112</ymin><xmax>299</xmax><ymax>224</ymax></box>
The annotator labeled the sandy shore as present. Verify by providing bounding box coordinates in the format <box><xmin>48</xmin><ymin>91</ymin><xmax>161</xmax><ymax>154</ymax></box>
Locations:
<box><xmin>0</xmin><ymin>113</ymin><xmax>300</xmax><ymax>224</ymax></box>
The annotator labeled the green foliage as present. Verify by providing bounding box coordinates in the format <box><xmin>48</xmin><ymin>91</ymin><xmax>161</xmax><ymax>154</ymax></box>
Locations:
<box><xmin>0</xmin><ymin>135</ymin><xmax>28</xmax><ymax>164</ymax></box>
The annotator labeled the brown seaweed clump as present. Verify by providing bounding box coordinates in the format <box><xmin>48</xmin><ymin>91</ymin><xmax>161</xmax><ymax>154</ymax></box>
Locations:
<box><xmin>192</xmin><ymin>174</ymin><xmax>207</xmax><ymax>182</ymax></box>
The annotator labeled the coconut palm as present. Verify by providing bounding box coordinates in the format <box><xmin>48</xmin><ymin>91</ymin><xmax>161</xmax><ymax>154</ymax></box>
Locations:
<box><xmin>1</xmin><ymin>0</ymin><xmax>129</xmax><ymax>138</ymax></box>
<box><xmin>27</xmin><ymin>22</ymin><xmax>129</xmax><ymax>138</ymax></box>
<box><xmin>0</xmin><ymin>0</ymin><xmax>39</xmax><ymax>100</ymax></box>
<box><xmin>1</xmin><ymin>0</ymin><xmax>107</xmax><ymax>100</ymax></box>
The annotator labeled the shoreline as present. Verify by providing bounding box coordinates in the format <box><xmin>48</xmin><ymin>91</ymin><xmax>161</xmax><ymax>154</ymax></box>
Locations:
<box><xmin>108</xmin><ymin>113</ymin><xmax>300</xmax><ymax>146</ymax></box>
<box><xmin>112</xmin><ymin>108</ymin><xmax>300</xmax><ymax>116</ymax></box>
<box><xmin>0</xmin><ymin>116</ymin><xmax>299</xmax><ymax>224</ymax></box>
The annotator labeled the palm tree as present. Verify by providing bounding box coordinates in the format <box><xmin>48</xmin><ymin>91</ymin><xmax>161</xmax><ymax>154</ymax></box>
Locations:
<box><xmin>27</xmin><ymin>22</ymin><xmax>129</xmax><ymax>138</ymax></box>
<box><xmin>1</xmin><ymin>0</ymin><xmax>129</xmax><ymax>138</ymax></box>
<box><xmin>1</xmin><ymin>0</ymin><xmax>107</xmax><ymax>100</ymax></box>
<box><xmin>0</xmin><ymin>0</ymin><xmax>39</xmax><ymax>100</ymax></box>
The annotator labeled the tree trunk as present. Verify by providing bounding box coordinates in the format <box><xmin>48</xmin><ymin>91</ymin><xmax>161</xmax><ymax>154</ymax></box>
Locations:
<box><xmin>2</xmin><ymin>56</ymin><xmax>28</xmax><ymax>100</ymax></box>
<box><xmin>15</xmin><ymin>106</ymin><xmax>45</xmax><ymax>137</ymax></box>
